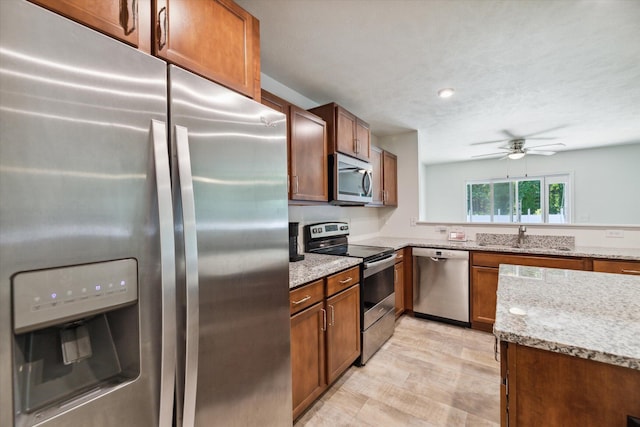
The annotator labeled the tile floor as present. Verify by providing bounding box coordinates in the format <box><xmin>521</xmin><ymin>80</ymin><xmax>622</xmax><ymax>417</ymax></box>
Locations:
<box><xmin>294</xmin><ymin>315</ymin><xmax>500</xmax><ymax>426</ymax></box>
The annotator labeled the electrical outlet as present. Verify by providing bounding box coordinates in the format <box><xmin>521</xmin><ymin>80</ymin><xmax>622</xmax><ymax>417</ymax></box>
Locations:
<box><xmin>410</xmin><ymin>217</ymin><xmax>417</xmax><ymax>227</ymax></box>
<box><xmin>605</xmin><ymin>230</ymin><xmax>624</xmax><ymax>238</ymax></box>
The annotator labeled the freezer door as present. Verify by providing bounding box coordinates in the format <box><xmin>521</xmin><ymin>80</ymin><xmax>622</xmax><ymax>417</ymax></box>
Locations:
<box><xmin>169</xmin><ymin>65</ymin><xmax>292</xmax><ymax>427</ymax></box>
<box><xmin>0</xmin><ymin>1</ymin><xmax>173</xmax><ymax>426</ymax></box>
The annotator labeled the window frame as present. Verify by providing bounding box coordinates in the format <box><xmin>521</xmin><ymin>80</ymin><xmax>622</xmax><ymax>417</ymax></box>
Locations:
<box><xmin>465</xmin><ymin>173</ymin><xmax>571</xmax><ymax>224</ymax></box>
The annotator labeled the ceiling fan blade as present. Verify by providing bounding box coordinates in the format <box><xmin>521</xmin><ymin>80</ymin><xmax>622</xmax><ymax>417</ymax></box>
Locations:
<box><xmin>471</xmin><ymin>152</ymin><xmax>507</xmax><ymax>158</ymax></box>
<box><xmin>526</xmin><ymin>150</ymin><xmax>556</xmax><ymax>156</ymax></box>
<box><xmin>527</xmin><ymin>142</ymin><xmax>566</xmax><ymax>149</ymax></box>
<box><xmin>470</xmin><ymin>139</ymin><xmax>509</xmax><ymax>146</ymax></box>
<box><xmin>524</xmin><ymin>137</ymin><xmax>557</xmax><ymax>140</ymax></box>
<box><xmin>499</xmin><ymin>154</ymin><xmax>510</xmax><ymax>160</ymax></box>
<box><xmin>501</xmin><ymin>129</ymin><xmax>518</xmax><ymax>139</ymax></box>
<box><xmin>522</xmin><ymin>125</ymin><xmax>568</xmax><ymax>138</ymax></box>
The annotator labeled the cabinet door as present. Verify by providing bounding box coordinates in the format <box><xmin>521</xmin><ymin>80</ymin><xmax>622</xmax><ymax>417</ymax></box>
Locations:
<box><xmin>326</xmin><ymin>285</ymin><xmax>360</xmax><ymax>384</ymax></box>
<box><xmin>155</xmin><ymin>0</ymin><xmax>260</xmax><ymax>99</ymax></box>
<box><xmin>593</xmin><ymin>259</ymin><xmax>640</xmax><ymax>276</ymax></box>
<box><xmin>382</xmin><ymin>150</ymin><xmax>398</xmax><ymax>206</ymax></box>
<box><xmin>289</xmin><ymin>106</ymin><xmax>328</xmax><ymax>201</ymax></box>
<box><xmin>394</xmin><ymin>261</ymin><xmax>405</xmax><ymax>317</ymax></box>
<box><xmin>335</xmin><ymin>107</ymin><xmax>357</xmax><ymax>158</ymax></box>
<box><xmin>471</xmin><ymin>266</ymin><xmax>499</xmax><ymax>332</ymax></box>
<box><xmin>260</xmin><ymin>89</ymin><xmax>289</xmax><ymax>114</ymax></box>
<box><xmin>291</xmin><ymin>302</ymin><xmax>326</xmax><ymax>420</ymax></box>
<box><xmin>31</xmin><ymin>0</ymin><xmax>151</xmax><ymax>52</ymax></box>
<box><xmin>369</xmin><ymin>146</ymin><xmax>384</xmax><ymax>205</ymax></box>
<box><xmin>355</xmin><ymin>119</ymin><xmax>371</xmax><ymax>161</ymax></box>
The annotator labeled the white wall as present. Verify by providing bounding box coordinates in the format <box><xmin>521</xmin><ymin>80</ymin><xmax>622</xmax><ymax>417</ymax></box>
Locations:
<box><xmin>422</xmin><ymin>143</ymin><xmax>640</xmax><ymax>225</ymax></box>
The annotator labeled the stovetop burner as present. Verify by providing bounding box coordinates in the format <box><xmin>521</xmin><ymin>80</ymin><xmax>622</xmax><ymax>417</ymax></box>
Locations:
<box><xmin>303</xmin><ymin>222</ymin><xmax>394</xmax><ymax>263</ymax></box>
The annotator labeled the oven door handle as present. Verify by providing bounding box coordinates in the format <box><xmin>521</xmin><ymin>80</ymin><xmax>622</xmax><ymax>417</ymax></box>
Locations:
<box><xmin>364</xmin><ymin>253</ymin><xmax>397</xmax><ymax>277</ymax></box>
<box><xmin>364</xmin><ymin>253</ymin><xmax>397</xmax><ymax>269</ymax></box>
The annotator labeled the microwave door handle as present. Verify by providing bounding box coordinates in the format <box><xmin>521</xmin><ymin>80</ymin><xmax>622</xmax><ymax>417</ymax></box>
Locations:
<box><xmin>362</xmin><ymin>170</ymin><xmax>373</xmax><ymax>196</ymax></box>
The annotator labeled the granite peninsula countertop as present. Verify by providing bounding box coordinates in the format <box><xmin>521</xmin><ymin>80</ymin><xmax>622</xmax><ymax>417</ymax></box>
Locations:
<box><xmin>493</xmin><ymin>264</ymin><xmax>640</xmax><ymax>370</ymax></box>
<box><xmin>353</xmin><ymin>237</ymin><xmax>640</xmax><ymax>261</ymax></box>
<box><xmin>289</xmin><ymin>253</ymin><xmax>362</xmax><ymax>289</ymax></box>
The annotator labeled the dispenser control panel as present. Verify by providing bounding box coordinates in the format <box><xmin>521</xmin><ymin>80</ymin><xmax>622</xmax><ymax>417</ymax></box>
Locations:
<box><xmin>12</xmin><ymin>258</ymin><xmax>138</xmax><ymax>334</ymax></box>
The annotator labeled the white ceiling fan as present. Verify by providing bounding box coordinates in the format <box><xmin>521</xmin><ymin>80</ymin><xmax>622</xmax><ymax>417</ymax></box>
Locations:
<box><xmin>472</xmin><ymin>138</ymin><xmax>566</xmax><ymax>160</ymax></box>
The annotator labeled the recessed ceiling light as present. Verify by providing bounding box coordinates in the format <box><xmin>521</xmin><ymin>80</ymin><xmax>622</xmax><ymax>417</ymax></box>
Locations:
<box><xmin>437</xmin><ymin>88</ymin><xmax>455</xmax><ymax>98</ymax></box>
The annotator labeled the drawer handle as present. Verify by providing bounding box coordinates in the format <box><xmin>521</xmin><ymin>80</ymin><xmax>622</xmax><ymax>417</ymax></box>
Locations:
<box><xmin>622</xmin><ymin>269</ymin><xmax>640</xmax><ymax>275</ymax></box>
<box><xmin>339</xmin><ymin>277</ymin><xmax>353</xmax><ymax>284</ymax></box>
<box><xmin>292</xmin><ymin>295</ymin><xmax>311</xmax><ymax>305</ymax></box>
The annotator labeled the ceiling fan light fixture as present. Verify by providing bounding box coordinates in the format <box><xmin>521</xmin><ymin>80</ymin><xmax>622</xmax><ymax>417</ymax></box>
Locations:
<box><xmin>508</xmin><ymin>151</ymin><xmax>526</xmax><ymax>160</ymax></box>
<box><xmin>437</xmin><ymin>88</ymin><xmax>455</xmax><ymax>98</ymax></box>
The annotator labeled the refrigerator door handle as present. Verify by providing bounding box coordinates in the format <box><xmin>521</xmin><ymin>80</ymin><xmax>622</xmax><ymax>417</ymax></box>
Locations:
<box><xmin>151</xmin><ymin>120</ymin><xmax>177</xmax><ymax>427</ymax></box>
<box><xmin>175</xmin><ymin>125</ymin><xmax>200</xmax><ymax>427</ymax></box>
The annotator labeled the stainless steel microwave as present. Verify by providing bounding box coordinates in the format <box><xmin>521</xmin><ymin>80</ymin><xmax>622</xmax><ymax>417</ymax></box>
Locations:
<box><xmin>330</xmin><ymin>153</ymin><xmax>373</xmax><ymax>205</ymax></box>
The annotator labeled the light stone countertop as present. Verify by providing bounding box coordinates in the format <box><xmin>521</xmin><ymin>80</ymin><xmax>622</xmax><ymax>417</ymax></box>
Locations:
<box><xmin>289</xmin><ymin>253</ymin><xmax>362</xmax><ymax>289</ymax></box>
<box><xmin>353</xmin><ymin>237</ymin><xmax>640</xmax><ymax>261</ymax></box>
<box><xmin>493</xmin><ymin>264</ymin><xmax>640</xmax><ymax>370</ymax></box>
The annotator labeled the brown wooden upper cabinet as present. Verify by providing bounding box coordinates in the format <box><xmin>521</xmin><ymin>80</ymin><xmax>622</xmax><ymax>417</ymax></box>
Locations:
<box><xmin>289</xmin><ymin>106</ymin><xmax>328</xmax><ymax>202</ymax></box>
<box><xmin>370</xmin><ymin>147</ymin><xmax>384</xmax><ymax>205</ymax></box>
<box><xmin>261</xmin><ymin>90</ymin><xmax>328</xmax><ymax>202</ymax></box>
<box><xmin>382</xmin><ymin>150</ymin><xmax>398</xmax><ymax>206</ymax></box>
<box><xmin>369</xmin><ymin>147</ymin><xmax>398</xmax><ymax>206</ymax></box>
<box><xmin>30</xmin><ymin>0</ymin><xmax>152</xmax><ymax>52</ymax></box>
<box><xmin>308</xmin><ymin>103</ymin><xmax>371</xmax><ymax>162</ymax></box>
<box><xmin>154</xmin><ymin>0</ymin><xmax>261</xmax><ymax>100</ymax></box>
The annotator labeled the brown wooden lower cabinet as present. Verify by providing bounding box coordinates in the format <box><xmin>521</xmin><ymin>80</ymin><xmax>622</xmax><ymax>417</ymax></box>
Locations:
<box><xmin>471</xmin><ymin>266</ymin><xmax>499</xmax><ymax>332</ymax></box>
<box><xmin>394</xmin><ymin>260</ymin><xmax>405</xmax><ymax>318</ymax></box>
<box><xmin>326</xmin><ymin>284</ymin><xmax>360</xmax><ymax>384</ymax></box>
<box><xmin>291</xmin><ymin>301</ymin><xmax>326</xmax><ymax>420</ymax></box>
<box><xmin>501</xmin><ymin>341</ymin><xmax>640</xmax><ymax>426</ymax></box>
<box><xmin>593</xmin><ymin>259</ymin><xmax>640</xmax><ymax>275</ymax></box>
<box><xmin>470</xmin><ymin>252</ymin><xmax>590</xmax><ymax>332</ymax></box>
<box><xmin>290</xmin><ymin>272</ymin><xmax>361</xmax><ymax>420</ymax></box>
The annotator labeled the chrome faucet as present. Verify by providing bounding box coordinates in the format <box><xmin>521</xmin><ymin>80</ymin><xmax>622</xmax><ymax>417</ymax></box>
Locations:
<box><xmin>518</xmin><ymin>225</ymin><xmax>527</xmax><ymax>246</ymax></box>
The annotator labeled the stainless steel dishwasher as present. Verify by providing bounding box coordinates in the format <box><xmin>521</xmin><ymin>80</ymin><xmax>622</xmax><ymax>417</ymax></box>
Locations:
<box><xmin>413</xmin><ymin>248</ymin><xmax>470</xmax><ymax>326</ymax></box>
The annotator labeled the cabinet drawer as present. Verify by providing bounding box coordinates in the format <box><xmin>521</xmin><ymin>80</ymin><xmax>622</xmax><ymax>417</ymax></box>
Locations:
<box><xmin>326</xmin><ymin>266</ymin><xmax>360</xmax><ymax>297</ymax></box>
<box><xmin>395</xmin><ymin>249</ymin><xmax>404</xmax><ymax>263</ymax></box>
<box><xmin>471</xmin><ymin>252</ymin><xmax>589</xmax><ymax>270</ymax></box>
<box><xmin>593</xmin><ymin>259</ymin><xmax>640</xmax><ymax>275</ymax></box>
<box><xmin>290</xmin><ymin>279</ymin><xmax>324</xmax><ymax>315</ymax></box>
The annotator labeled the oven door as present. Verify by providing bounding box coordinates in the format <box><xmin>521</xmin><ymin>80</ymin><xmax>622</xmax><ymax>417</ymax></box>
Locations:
<box><xmin>362</xmin><ymin>255</ymin><xmax>396</xmax><ymax>329</ymax></box>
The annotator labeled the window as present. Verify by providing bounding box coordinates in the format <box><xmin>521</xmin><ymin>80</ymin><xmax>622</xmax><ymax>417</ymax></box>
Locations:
<box><xmin>466</xmin><ymin>174</ymin><xmax>570</xmax><ymax>224</ymax></box>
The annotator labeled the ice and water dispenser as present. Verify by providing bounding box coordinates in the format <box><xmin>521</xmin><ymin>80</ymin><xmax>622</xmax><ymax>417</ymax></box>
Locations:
<box><xmin>12</xmin><ymin>259</ymin><xmax>140</xmax><ymax>419</ymax></box>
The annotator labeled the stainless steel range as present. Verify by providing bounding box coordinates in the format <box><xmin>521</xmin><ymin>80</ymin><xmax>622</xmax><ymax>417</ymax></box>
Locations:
<box><xmin>304</xmin><ymin>222</ymin><xmax>396</xmax><ymax>365</ymax></box>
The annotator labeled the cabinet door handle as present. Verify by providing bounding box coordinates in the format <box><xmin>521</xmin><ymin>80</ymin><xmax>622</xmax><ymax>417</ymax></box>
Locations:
<box><xmin>622</xmin><ymin>269</ymin><xmax>640</xmax><ymax>275</ymax></box>
<box><xmin>339</xmin><ymin>277</ymin><xmax>353</xmax><ymax>284</ymax></box>
<box><xmin>329</xmin><ymin>304</ymin><xmax>335</xmax><ymax>326</ymax></box>
<box><xmin>292</xmin><ymin>295</ymin><xmax>311</xmax><ymax>305</ymax></box>
<box><xmin>119</xmin><ymin>0</ymin><xmax>137</xmax><ymax>35</ymax></box>
<box><xmin>157</xmin><ymin>6</ymin><xmax>167</xmax><ymax>50</ymax></box>
<box><xmin>293</xmin><ymin>175</ymin><xmax>299</xmax><ymax>194</ymax></box>
<box><xmin>321</xmin><ymin>308</ymin><xmax>327</xmax><ymax>331</ymax></box>
<box><xmin>353</xmin><ymin>138</ymin><xmax>358</xmax><ymax>154</ymax></box>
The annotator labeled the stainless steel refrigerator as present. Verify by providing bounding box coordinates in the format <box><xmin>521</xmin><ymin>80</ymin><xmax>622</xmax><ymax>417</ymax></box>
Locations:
<box><xmin>0</xmin><ymin>1</ymin><xmax>292</xmax><ymax>426</ymax></box>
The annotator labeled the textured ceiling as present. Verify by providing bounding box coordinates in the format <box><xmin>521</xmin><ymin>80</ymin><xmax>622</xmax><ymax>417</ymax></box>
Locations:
<box><xmin>236</xmin><ymin>0</ymin><xmax>640</xmax><ymax>164</ymax></box>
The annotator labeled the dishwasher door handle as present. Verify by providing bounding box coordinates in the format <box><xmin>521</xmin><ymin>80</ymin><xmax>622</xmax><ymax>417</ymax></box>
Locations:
<box><xmin>430</xmin><ymin>257</ymin><xmax>446</xmax><ymax>262</ymax></box>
